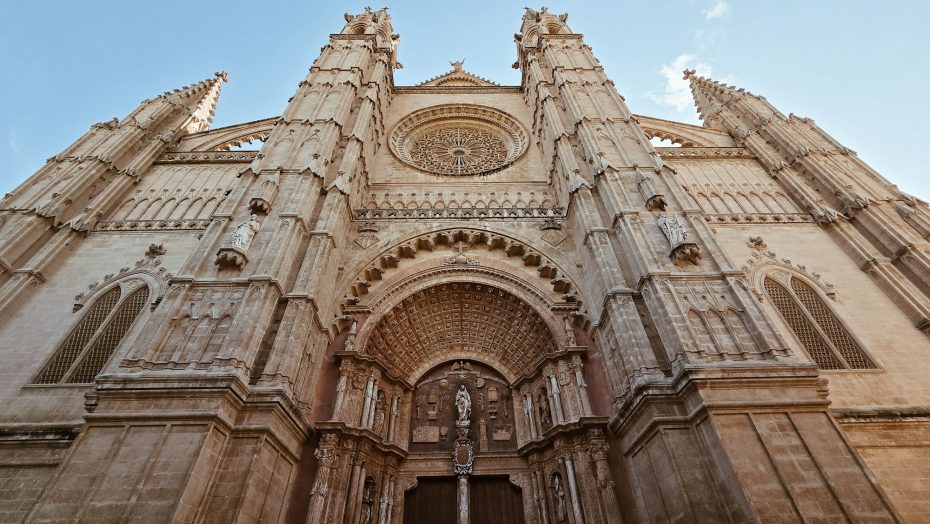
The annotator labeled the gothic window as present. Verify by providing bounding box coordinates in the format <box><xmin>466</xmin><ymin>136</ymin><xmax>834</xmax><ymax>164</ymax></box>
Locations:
<box><xmin>763</xmin><ymin>276</ymin><xmax>875</xmax><ymax>370</ymax></box>
<box><xmin>32</xmin><ymin>284</ymin><xmax>150</xmax><ymax>384</ymax></box>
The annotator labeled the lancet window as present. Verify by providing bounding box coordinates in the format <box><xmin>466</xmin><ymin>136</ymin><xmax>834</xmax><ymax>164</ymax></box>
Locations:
<box><xmin>763</xmin><ymin>275</ymin><xmax>876</xmax><ymax>370</ymax></box>
<box><xmin>32</xmin><ymin>283</ymin><xmax>150</xmax><ymax>384</ymax></box>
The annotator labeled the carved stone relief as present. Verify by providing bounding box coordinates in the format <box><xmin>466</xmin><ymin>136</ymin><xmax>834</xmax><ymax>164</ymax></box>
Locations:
<box><xmin>409</xmin><ymin>360</ymin><xmax>515</xmax><ymax>453</ymax></box>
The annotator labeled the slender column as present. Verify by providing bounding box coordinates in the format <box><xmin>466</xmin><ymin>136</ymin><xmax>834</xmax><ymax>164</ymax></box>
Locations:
<box><xmin>385</xmin><ymin>478</ymin><xmax>395</xmax><ymax>524</ymax></box>
<box><xmin>532</xmin><ymin>468</ymin><xmax>550</xmax><ymax>524</ymax></box>
<box><xmin>590</xmin><ymin>443</ymin><xmax>623</xmax><ymax>523</ymax></box>
<box><xmin>525</xmin><ymin>394</ymin><xmax>538</xmax><ymax>439</ymax></box>
<box><xmin>378</xmin><ymin>472</ymin><xmax>391</xmax><ymax>524</ymax></box>
<box><xmin>366</xmin><ymin>382</ymin><xmax>379</xmax><ymax>428</ymax></box>
<box><xmin>360</xmin><ymin>377</ymin><xmax>374</xmax><ymax>426</ymax></box>
<box><xmin>387</xmin><ymin>396</ymin><xmax>398</xmax><ymax>442</ymax></box>
<box><xmin>549</xmin><ymin>374</ymin><xmax>566</xmax><ymax>424</ymax></box>
<box><xmin>572</xmin><ymin>358</ymin><xmax>592</xmax><ymax>416</ymax></box>
<box><xmin>332</xmin><ymin>372</ymin><xmax>348</xmax><ymax>420</ymax></box>
<box><xmin>563</xmin><ymin>455</ymin><xmax>584</xmax><ymax>524</ymax></box>
<box><xmin>457</xmin><ymin>475</ymin><xmax>469</xmax><ymax>524</ymax></box>
<box><xmin>345</xmin><ymin>460</ymin><xmax>364</xmax><ymax>524</ymax></box>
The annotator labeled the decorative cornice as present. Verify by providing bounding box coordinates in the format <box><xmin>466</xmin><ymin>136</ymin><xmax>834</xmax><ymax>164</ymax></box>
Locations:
<box><xmin>95</xmin><ymin>219</ymin><xmax>211</xmax><ymax>232</ymax></box>
<box><xmin>354</xmin><ymin>207</ymin><xmax>564</xmax><ymax>221</ymax></box>
<box><xmin>394</xmin><ymin>86</ymin><xmax>522</xmax><ymax>94</ymax></box>
<box><xmin>704</xmin><ymin>213</ymin><xmax>813</xmax><ymax>225</ymax></box>
<box><xmin>156</xmin><ymin>151</ymin><xmax>257</xmax><ymax>164</ymax></box>
<box><xmin>655</xmin><ymin>147</ymin><xmax>752</xmax><ymax>159</ymax></box>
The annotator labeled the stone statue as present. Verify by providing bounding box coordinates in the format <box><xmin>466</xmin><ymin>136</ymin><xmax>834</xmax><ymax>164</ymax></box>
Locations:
<box><xmin>537</xmin><ymin>392</ymin><xmax>552</xmax><ymax>431</ymax></box>
<box><xmin>564</xmin><ymin>316</ymin><xmax>576</xmax><ymax>346</ymax></box>
<box><xmin>231</xmin><ymin>214</ymin><xmax>261</xmax><ymax>250</ymax></box>
<box><xmin>552</xmin><ymin>474</ymin><xmax>567</xmax><ymax>524</ymax></box>
<box><xmin>373</xmin><ymin>393</ymin><xmax>386</xmax><ymax>437</ymax></box>
<box><xmin>657</xmin><ymin>213</ymin><xmax>687</xmax><ymax>247</ymax></box>
<box><xmin>455</xmin><ymin>385</ymin><xmax>471</xmax><ymax>425</ymax></box>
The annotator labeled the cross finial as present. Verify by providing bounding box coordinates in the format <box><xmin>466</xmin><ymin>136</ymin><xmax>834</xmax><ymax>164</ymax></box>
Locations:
<box><xmin>453</xmin><ymin>241</ymin><xmax>467</xmax><ymax>255</ymax></box>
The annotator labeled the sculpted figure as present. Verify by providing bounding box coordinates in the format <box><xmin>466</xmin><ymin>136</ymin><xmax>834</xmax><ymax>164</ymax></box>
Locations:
<box><xmin>552</xmin><ymin>474</ymin><xmax>567</xmax><ymax>524</ymax></box>
<box><xmin>564</xmin><ymin>316</ymin><xmax>576</xmax><ymax>346</ymax></box>
<box><xmin>231</xmin><ymin>214</ymin><xmax>261</xmax><ymax>249</ymax></box>
<box><xmin>455</xmin><ymin>385</ymin><xmax>472</xmax><ymax>424</ymax></box>
<box><xmin>537</xmin><ymin>392</ymin><xmax>552</xmax><ymax>431</ymax></box>
<box><xmin>657</xmin><ymin>213</ymin><xmax>687</xmax><ymax>247</ymax></box>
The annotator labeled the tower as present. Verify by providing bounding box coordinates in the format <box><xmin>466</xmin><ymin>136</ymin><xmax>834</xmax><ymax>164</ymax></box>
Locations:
<box><xmin>0</xmin><ymin>6</ymin><xmax>926</xmax><ymax>523</ymax></box>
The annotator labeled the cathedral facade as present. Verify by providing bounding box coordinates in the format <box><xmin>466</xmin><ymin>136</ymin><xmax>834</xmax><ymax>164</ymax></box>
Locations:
<box><xmin>1</xmin><ymin>7</ymin><xmax>928</xmax><ymax>523</ymax></box>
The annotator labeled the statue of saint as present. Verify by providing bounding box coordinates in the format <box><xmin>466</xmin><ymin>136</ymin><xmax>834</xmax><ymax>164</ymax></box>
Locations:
<box><xmin>552</xmin><ymin>474</ymin><xmax>567</xmax><ymax>524</ymax></box>
<box><xmin>231</xmin><ymin>214</ymin><xmax>261</xmax><ymax>250</ymax></box>
<box><xmin>657</xmin><ymin>213</ymin><xmax>687</xmax><ymax>247</ymax></box>
<box><xmin>455</xmin><ymin>385</ymin><xmax>471</xmax><ymax>425</ymax></box>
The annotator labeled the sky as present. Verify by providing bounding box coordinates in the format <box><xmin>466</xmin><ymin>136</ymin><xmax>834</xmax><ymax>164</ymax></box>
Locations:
<box><xmin>1</xmin><ymin>1</ymin><xmax>928</xmax><ymax>199</ymax></box>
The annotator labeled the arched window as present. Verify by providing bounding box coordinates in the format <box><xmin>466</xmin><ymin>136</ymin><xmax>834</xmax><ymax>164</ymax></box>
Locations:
<box><xmin>763</xmin><ymin>275</ymin><xmax>875</xmax><ymax>370</ymax></box>
<box><xmin>32</xmin><ymin>284</ymin><xmax>150</xmax><ymax>384</ymax></box>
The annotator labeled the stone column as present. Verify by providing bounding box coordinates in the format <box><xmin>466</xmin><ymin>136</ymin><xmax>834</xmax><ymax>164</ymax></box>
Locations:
<box><xmin>532</xmin><ymin>468</ymin><xmax>550</xmax><ymax>524</ymax></box>
<box><xmin>525</xmin><ymin>394</ymin><xmax>539</xmax><ymax>439</ymax></box>
<box><xmin>589</xmin><ymin>441</ymin><xmax>623</xmax><ymax>523</ymax></box>
<box><xmin>572</xmin><ymin>357</ymin><xmax>592</xmax><ymax>416</ymax></box>
<box><xmin>345</xmin><ymin>459</ymin><xmax>365</xmax><ymax>524</ymax></box>
<box><xmin>387</xmin><ymin>396</ymin><xmax>398</xmax><ymax>443</ymax></box>
<box><xmin>562</xmin><ymin>455</ymin><xmax>584</xmax><ymax>524</ymax></box>
<box><xmin>360</xmin><ymin>377</ymin><xmax>374</xmax><ymax>426</ymax></box>
<box><xmin>457</xmin><ymin>475</ymin><xmax>469</xmax><ymax>524</ymax></box>
<box><xmin>332</xmin><ymin>371</ymin><xmax>348</xmax><ymax>420</ymax></box>
<box><xmin>548</xmin><ymin>374</ymin><xmax>566</xmax><ymax>424</ymax></box>
<box><xmin>378</xmin><ymin>472</ymin><xmax>391</xmax><ymax>524</ymax></box>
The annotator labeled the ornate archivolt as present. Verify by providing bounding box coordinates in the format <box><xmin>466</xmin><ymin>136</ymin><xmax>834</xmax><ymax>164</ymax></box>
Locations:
<box><xmin>740</xmin><ymin>239</ymin><xmax>836</xmax><ymax>303</ymax></box>
<box><xmin>361</xmin><ymin>279</ymin><xmax>559</xmax><ymax>384</ymax></box>
<box><xmin>339</xmin><ymin>228</ymin><xmax>581</xmax><ymax>315</ymax></box>
<box><xmin>389</xmin><ymin>105</ymin><xmax>529</xmax><ymax>176</ymax></box>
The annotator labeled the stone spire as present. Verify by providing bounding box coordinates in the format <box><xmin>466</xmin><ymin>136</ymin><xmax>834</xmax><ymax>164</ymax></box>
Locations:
<box><xmin>686</xmin><ymin>69</ymin><xmax>930</xmax><ymax>334</ymax></box>
<box><xmin>0</xmin><ymin>70</ymin><xmax>229</xmax><ymax>325</ymax></box>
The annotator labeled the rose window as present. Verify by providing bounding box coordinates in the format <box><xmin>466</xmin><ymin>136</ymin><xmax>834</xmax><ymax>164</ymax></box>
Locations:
<box><xmin>389</xmin><ymin>105</ymin><xmax>528</xmax><ymax>176</ymax></box>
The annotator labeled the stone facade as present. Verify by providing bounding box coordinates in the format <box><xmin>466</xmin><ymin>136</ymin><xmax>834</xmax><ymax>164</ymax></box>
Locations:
<box><xmin>0</xmin><ymin>6</ymin><xmax>927</xmax><ymax>523</ymax></box>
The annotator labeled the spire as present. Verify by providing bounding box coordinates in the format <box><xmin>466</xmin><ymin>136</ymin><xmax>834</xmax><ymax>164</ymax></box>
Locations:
<box><xmin>149</xmin><ymin>71</ymin><xmax>228</xmax><ymax>134</ymax></box>
<box><xmin>684</xmin><ymin>69</ymin><xmax>774</xmax><ymax>130</ymax></box>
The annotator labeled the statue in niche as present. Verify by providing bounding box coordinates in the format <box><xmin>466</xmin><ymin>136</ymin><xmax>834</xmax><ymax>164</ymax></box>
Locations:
<box><xmin>552</xmin><ymin>474</ymin><xmax>568</xmax><ymax>524</ymax></box>
<box><xmin>231</xmin><ymin>214</ymin><xmax>261</xmax><ymax>250</ymax></box>
<box><xmin>657</xmin><ymin>213</ymin><xmax>687</xmax><ymax>247</ymax></box>
<box><xmin>455</xmin><ymin>385</ymin><xmax>472</xmax><ymax>425</ymax></box>
<box><xmin>564</xmin><ymin>316</ymin><xmax>576</xmax><ymax>346</ymax></box>
<box><xmin>537</xmin><ymin>392</ymin><xmax>552</xmax><ymax>431</ymax></box>
<box><xmin>360</xmin><ymin>477</ymin><xmax>375</xmax><ymax>524</ymax></box>
<box><xmin>373</xmin><ymin>392</ymin><xmax>386</xmax><ymax>437</ymax></box>
<box><xmin>415</xmin><ymin>397</ymin><xmax>422</xmax><ymax>419</ymax></box>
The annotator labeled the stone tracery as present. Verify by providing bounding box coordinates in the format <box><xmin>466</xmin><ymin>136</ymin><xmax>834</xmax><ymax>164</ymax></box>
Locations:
<box><xmin>389</xmin><ymin>104</ymin><xmax>529</xmax><ymax>176</ymax></box>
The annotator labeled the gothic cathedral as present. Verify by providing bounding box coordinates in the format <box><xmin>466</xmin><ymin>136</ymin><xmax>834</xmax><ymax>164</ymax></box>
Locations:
<box><xmin>1</xmin><ymin>7</ymin><xmax>928</xmax><ymax>523</ymax></box>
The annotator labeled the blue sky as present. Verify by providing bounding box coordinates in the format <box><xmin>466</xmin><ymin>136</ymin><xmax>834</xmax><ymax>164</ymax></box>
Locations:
<box><xmin>2</xmin><ymin>1</ymin><xmax>928</xmax><ymax>199</ymax></box>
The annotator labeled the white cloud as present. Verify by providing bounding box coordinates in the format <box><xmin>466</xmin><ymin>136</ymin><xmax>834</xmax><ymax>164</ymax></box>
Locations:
<box><xmin>703</xmin><ymin>0</ymin><xmax>730</xmax><ymax>20</ymax></box>
<box><xmin>648</xmin><ymin>54</ymin><xmax>712</xmax><ymax>112</ymax></box>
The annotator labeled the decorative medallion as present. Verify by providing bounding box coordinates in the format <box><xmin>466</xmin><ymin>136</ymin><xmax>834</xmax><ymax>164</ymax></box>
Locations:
<box><xmin>389</xmin><ymin>104</ymin><xmax>528</xmax><ymax>176</ymax></box>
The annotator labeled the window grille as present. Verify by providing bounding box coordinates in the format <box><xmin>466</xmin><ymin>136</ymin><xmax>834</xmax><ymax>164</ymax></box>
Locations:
<box><xmin>764</xmin><ymin>276</ymin><xmax>875</xmax><ymax>370</ymax></box>
<box><xmin>33</xmin><ymin>285</ymin><xmax>149</xmax><ymax>384</ymax></box>
<box><xmin>790</xmin><ymin>279</ymin><xmax>876</xmax><ymax>369</ymax></box>
<box><xmin>33</xmin><ymin>287</ymin><xmax>121</xmax><ymax>384</ymax></box>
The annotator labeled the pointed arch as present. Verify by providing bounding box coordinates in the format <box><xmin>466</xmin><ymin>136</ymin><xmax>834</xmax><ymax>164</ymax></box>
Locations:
<box><xmin>763</xmin><ymin>275</ymin><xmax>874</xmax><ymax>370</ymax></box>
<box><xmin>33</xmin><ymin>282</ymin><xmax>150</xmax><ymax>384</ymax></box>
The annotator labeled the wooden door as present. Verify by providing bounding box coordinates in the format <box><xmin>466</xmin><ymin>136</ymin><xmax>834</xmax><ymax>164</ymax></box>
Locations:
<box><xmin>469</xmin><ymin>476</ymin><xmax>525</xmax><ymax>524</ymax></box>
<box><xmin>403</xmin><ymin>476</ymin><xmax>457</xmax><ymax>524</ymax></box>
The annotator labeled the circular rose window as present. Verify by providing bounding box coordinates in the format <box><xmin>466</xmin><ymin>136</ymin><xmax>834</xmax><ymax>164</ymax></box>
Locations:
<box><xmin>389</xmin><ymin>105</ymin><xmax>528</xmax><ymax>176</ymax></box>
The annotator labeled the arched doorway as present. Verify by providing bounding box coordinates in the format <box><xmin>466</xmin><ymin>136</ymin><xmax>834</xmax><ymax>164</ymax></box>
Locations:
<box><xmin>306</xmin><ymin>276</ymin><xmax>619</xmax><ymax>524</ymax></box>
